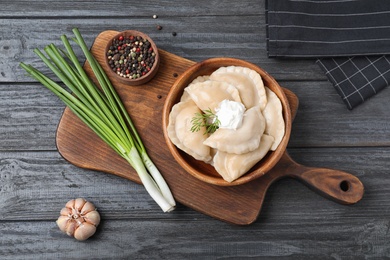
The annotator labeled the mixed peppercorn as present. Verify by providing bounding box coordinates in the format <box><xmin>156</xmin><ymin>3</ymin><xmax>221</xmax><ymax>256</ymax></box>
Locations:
<box><xmin>106</xmin><ymin>34</ymin><xmax>156</xmax><ymax>79</ymax></box>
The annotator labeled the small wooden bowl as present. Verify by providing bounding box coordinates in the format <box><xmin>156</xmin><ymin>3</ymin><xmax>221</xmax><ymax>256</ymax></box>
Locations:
<box><xmin>104</xmin><ymin>30</ymin><xmax>160</xmax><ymax>86</ymax></box>
<box><xmin>162</xmin><ymin>58</ymin><xmax>292</xmax><ymax>186</ymax></box>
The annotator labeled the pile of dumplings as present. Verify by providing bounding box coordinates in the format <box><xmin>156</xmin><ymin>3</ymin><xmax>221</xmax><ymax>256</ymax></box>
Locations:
<box><xmin>167</xmin><ymin>66</ymin><xmax>285</xmax><ymax>183</ymax></box>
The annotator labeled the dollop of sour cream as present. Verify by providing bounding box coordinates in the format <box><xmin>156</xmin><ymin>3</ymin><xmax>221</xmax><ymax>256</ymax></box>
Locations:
<box><xmin>214</xmin><ymin>100</ymin><xmax>245</xmax><ymax>130</ymax></box>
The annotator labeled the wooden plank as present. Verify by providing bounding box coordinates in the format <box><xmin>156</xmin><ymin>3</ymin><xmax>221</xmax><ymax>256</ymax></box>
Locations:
<box><xmin>0</xmin><ymin>147</ymin><xmax>386</xmax><ymax>221</ymax></box>
<box><xmin>0</xmin><ymin>207</ymin><xmax>389</xmax><ymax>259</ymax></box>
<box><xmin>0</xmin><ymin>84</ymin><xmax>64</xmax><ymax>151</ymax></box>
<box><xmin>287</xmin><ymin>81</ymin><xmax>390</xmax><ymax>147</ymax></box>
<box><xmin>4</xmin><ymin>17</ymin><xmax>324</xmax><ymax>83</ymax></box>
<box><xmin>0</xmin><ymin>0</ymin><xmax>264</xmax><ymax>17</ymax></box>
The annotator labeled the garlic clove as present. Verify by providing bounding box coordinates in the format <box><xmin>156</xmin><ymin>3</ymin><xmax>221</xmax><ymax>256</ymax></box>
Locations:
<box><xmin>66</xmin><ymin>220</ymin><xmax>77</xmax><ymax>237</ymax></box>
<box><xmin>56</xmin><ymin>215</ymin><xmax>70</xmax><ymax>233</ymax></box>
<box><xmin>74</xmin><ymin>222</ymin><xmax>96</xmax><ymax>241</ymax></box>
<box><xmin>65</xmin><ymin>199</ymin><xmax>75</xmax><ymax>209</ymax></box>
<box><xmin>84</xmin><ymin>210</ymin><xmax>101</xmax><ymax>226</ymax></box>
<box><xmin>81</xmin><ymin>201</ymin><xmax>96</xmax><ymax>214</ymax></box>
<box><xmin>74</xmin><ymin>198</ymin><xmax>87</xmax><ymax>211</ymax></box>
<box><xmin>60</xmin><ymin>207</ymin><xmax>71</xmax><ymax>216</ymax></box>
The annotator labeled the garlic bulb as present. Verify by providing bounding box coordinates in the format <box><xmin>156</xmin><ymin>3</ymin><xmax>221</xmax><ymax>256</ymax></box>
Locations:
<box><xmin>56</xmin><ymin>198</ymin><xmax>101</xmax><ymax>241</ymax></box>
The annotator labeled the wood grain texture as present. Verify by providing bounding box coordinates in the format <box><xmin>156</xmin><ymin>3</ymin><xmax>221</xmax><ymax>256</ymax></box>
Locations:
<box><xmin>0</xmin><ymin>0</ymin><xmax>263</xmax><ymax>17</ymax></box>
<box><xmin>2</xmin><ymin>17</ymin><xmax>324</xmax><ymax>82</ymax></box>
<box><xmin>1</xmin><ymin>216</ymin><xmax>390</xmax><ymax>259</ymax></box>
<box><xmin>0</xmin><ymin>147</ymin><xmax>385</xmax><ymax>221</ymax></box>
<box><xmin>1</xmin><ymin>0</ymin><xmax>390</xmax><ymax>258</ymax></box>
<box><xmin>0</xmin><ymin>148</ymin><xmax>388</xmax><ymax>258</ymax></box>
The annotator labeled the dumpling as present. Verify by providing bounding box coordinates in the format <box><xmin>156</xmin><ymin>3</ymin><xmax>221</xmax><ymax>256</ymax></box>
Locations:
<box><xmin>180</xmin><ymin>90</ymin><xmax>191</xmax><ymax>102</ymax></box>
<box><xmin>207</xmin><ymin>148</ymin><xmax>218</xmax><ymax>167</ymax></box>
<box><xmin>185</xmin><ymin>80</ymin><xmax>241</xmax><ymax>113</ymax></box>
<box><xmin>263</xmin><ymin>87</ymin><xmax>285</xmax><ymax>151</ymax></box>
<box><xmin>180</xmin><ymin>75</ymin><xmax>211</xmax><ymax>102</ymax></box>
<box><xmin>213</xmin><ymin>134</ymin><xmax>274</xmax><ymax>182</ymax></box>
<box><xmin>203</xmin><ymin>106</ymin><xmax>265</xmax><ymax>154</ymax></box>
<box><xmin>210</xmin><ymin>73</ymin><xmax>258</xmax><ymax>109</ymax></box>
<box><xmin>189</xmin><ymin>75</ymin><xmax>210</xmax><ymax>85</ymax></box>
<box><xmin>210</xmin><ymin>66</ymin><xmax>267</xmax><ymax>110</ymax></box>
<box><xmin>167</xmin><ymin>99</ymin><xmax>212</xmax><ymax>162</ymax></box>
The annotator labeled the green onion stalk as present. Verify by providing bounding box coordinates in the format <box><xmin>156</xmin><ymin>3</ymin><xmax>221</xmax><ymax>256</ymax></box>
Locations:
<box><xmin>20</xmin><ymin>28</ymin><xmax>175</xmax><ymax>212</ymax></box>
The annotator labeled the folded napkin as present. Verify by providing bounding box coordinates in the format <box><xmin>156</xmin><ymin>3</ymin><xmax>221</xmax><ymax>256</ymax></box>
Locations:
<box><xmin>265</xmin><ymin>0</ymin><xmax>390</xmax><ymax>109</ymax></box>
<box><xmin>317</xmin><ymin>56</ymin><xmax>390</xmax><ymax>109</ymax></box>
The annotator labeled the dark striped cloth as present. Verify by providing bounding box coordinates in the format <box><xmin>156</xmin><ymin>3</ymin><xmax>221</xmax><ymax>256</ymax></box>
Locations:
<box><xmin>266</xmin><ymin>0</ymin><xmax>390</xmax><ymax>58</ymax></box>
<box><xmin>265</xmin><ymin>0</ymin><xmax>390</xmax><ymax>109</ymax></box>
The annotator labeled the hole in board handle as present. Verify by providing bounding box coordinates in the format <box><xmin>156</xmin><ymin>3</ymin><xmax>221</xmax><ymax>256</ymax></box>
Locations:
<box><xmin>339</xmin><ymin>180</ymin><xmax>350</xmax><ymax>192</ymax></box>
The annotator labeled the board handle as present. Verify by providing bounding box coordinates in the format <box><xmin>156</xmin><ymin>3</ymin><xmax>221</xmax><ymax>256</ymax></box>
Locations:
<box><xmin>281</xmin><ymin>152</ymin><xmax>364</xmax><ymax>205</ymax></box>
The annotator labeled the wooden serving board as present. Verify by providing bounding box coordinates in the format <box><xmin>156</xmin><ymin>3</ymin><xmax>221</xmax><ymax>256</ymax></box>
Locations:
<box><xmin>56</xmin><ymin>30</ymin><xmax>364</xmax><ymax>225</ymax></box>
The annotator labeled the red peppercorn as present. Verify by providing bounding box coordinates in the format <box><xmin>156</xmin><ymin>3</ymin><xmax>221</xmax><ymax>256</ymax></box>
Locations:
<box><xmin>117</xmin><ymin>46</ymin><xmax>121</xmax><ymax>50</ymax></box>
<box><xmin>118</xmin><ymin>35</ymin><xmax>124</xmax><ymax>41</ymax></box>
<box><xmin>136</xmin><ymin>48</ymin><xmax>141</xmax><ymax>53</ymax></box>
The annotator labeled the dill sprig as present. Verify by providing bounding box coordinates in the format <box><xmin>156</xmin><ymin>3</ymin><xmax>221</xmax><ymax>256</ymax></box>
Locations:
<box><xmin>190</xmin><ymin>108</ymin><xmax>220</xmax><ymax>134</ymax></box>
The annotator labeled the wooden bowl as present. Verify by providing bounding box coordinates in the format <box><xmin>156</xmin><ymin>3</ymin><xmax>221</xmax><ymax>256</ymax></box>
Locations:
<box><xmin>104</xmin><ymin>30</ymin><xmax>160</xmax><ymax>86</ymax></box>
<box><xmin>162</xmin><ymin>58</ymin><xmax>292</xmax><ymax>186</ymax></box>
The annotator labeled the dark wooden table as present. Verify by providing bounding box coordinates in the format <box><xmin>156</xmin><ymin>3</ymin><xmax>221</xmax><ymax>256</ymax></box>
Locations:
<box><xmin>2</xmin><ymin>1</ymin><xmax>390</xmax><ymax>259</ymax></box>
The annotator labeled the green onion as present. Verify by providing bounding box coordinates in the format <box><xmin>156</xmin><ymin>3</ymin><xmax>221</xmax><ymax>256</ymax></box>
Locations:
<box><xmin>20</xmin><ymin>28</ymin><xmax>175</xmax><ymax>212</ymax></box>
